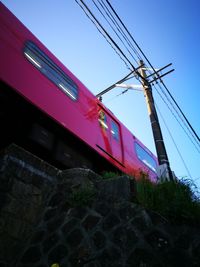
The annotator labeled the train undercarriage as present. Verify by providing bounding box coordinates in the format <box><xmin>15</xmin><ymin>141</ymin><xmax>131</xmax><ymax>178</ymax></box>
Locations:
<box><xmin>0</xmin><ymin>82</ymin><xmax>118</xmax><ymax>174</ymax></box>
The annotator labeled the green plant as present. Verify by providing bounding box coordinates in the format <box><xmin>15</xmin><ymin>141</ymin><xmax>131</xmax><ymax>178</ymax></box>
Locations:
<box><xmin>101</xmin><ymin>171</ymin><xmax>120</xmax><ymax>180</ymax></box>
<box><xmin>69</xmin><ymin>186</ymin><xmax>96</xmax><ymax>207</ymax></box>
<box><xmin>135</xmin><ymin>176</ymin><xmax>200</xmax><ymax>225</ymax></box>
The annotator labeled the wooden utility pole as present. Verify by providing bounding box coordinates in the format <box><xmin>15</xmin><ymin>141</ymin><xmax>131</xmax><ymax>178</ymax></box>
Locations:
<box><xmin>139</xmin><ymin>60</ymin><xmax>173</xmax><ymax>181</ymax></box>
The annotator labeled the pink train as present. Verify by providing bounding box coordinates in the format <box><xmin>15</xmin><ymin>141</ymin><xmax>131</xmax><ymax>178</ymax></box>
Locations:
<box><xmin>0</xmin><ymin>3</ymin><xmax>157</xmax><ymax>181</ymax></box>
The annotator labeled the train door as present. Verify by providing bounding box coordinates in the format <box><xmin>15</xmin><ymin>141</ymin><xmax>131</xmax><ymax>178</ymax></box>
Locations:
<box><xmin>97</xmin><ymin>108</ymin><xmax>123</xmax><ymax>164</ymax></box>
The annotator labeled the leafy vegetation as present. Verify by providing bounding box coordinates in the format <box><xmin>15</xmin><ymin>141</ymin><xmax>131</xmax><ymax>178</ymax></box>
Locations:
<box><xmin>135</xmin><ymin>176</ymin><xmax>200</xmax><ymax>225</ymax></box>
<box><xmin>68</xmin><ymin>170</ymin><xmax>200</xmax><ymax>225</ymax></box>
<box><xmin>101</xmin><ymin>171</ymin><xmax>120</xmax><ymax>180</ymax></box>
<box><xmin>69</xmin><ymin>186</ymin><xmax>96</xmax><ymax>207</ymax></box>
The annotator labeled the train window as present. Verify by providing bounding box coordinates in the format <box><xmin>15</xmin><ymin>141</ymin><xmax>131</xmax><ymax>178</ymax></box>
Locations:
<box><xmin>111</xmin><ymin>120</ymin><xmax>119</xmax><ymax>141</ymax></box>
<box><xmin>98</xmin><ymin>110</ymin><xmax>108</xmax><ymax>130</ymax></box>
<box><xmin>135</xmin><ymin>142</ymin><xmax>157</xmax><ymax>172</ymax></box>
<box><xmin>24</xmin><ymin>41</ymin><xmax>78</xmax><ymax>100</ymax></box>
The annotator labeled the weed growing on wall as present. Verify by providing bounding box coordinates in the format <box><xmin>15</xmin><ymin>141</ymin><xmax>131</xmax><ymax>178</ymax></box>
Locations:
<box><xmin>101</xmin><ymin>171</ymin><xmax>120</xmax><ymax>180</ymax></box>
<box><xmin>69</xmin><ymin>185</ymin><xmax>96</xmax><ymax>207</ymax></box>
<box><xmin>136</xmin><ymin>176</ymin><xmax>200</xmax><ymax>225</ymax></box>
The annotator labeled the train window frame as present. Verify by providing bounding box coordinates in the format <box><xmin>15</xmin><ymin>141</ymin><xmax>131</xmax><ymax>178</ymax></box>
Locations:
<box><xmin>111</xmin><ymin>120</ymin><xmax>119</xmax><ymax>141</ymax></box>
<box><xmin>24</xmin><ymin>41</ymin><xmax>78</xmax><ymax>101</ymax></box>
<box><xmin>134</xmin><ymin>142</ymin><xmax>157</xmax><ymax>172</ymax></box>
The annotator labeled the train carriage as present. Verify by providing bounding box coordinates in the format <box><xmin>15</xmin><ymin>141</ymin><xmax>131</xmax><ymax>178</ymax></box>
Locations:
<box><xmin>0</xmin><ymin>3</ymin><xmax>157</xmax><ymax>181</ymax></box>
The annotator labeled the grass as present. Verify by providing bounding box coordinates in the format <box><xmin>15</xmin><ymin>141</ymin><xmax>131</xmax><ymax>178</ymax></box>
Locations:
<box><xmin>135</xmin><ymin>176</ymin><xmax>200</xmax><ymax>225</ymax></box>
<box><xmin>101</xmin><ymin>171</ymin><xmax>120</xmax><ymax>180</ymax></box>
<box><xmin>68</xmin><ymin>170</ymin><xmax>200</xmax><ymax>225</ymax></box>
<box><xmin>69</xmin><ymin>185</ymin><xmax>96</xmax><ymax>207</ymax></box>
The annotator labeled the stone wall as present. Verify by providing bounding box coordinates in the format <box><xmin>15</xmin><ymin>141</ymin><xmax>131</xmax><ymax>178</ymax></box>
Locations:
<box><xmin>0</xmin><ymin>144</ymin><xmax>59</xmax><ymax>266</ymax></box>
<box><xmin>0</xmin><ymin>144</ymin><xmax>200</xmax><ymax>267</ymax></box>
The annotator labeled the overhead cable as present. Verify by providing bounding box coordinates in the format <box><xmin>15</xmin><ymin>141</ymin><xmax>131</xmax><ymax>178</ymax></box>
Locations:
<box><xmin>105</xmin><ymin>0</ymin><xmax>200</xmax><ymax>144</ymax></box>
<box><xmin>76</xmin><ymin>0</ymin><xmax>145</xmax><ymax>80</ymax></box>
<box><xmin>75</xmin><ymin>0</ymin><xmax>200</xmax><ymax>159</ymax></box>
<box><xmin>97</xmin><ymin>0</ymin><xmax>143</xmax><ymax>62</ymax></box>
<box><xmin>155</xmin><ymin>102</ymin><xmax>193</xmax><ymax>180</ymax></box>
<box><xmin>91</xmin><ymin>0</ymin><xmax>138</xmax><ymax>64</ymax></box>
<box><xmin>153</xmin><ymin>84</ymin><xmax>200</xmax><ymax>153</ymax></box>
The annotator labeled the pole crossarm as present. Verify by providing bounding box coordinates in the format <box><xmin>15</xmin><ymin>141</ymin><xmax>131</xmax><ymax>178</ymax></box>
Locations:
<box><xmin>149</xmin><ymin>69</ymin><xmax>175</xmax><ymax>84</ymax></box>
<box><xmin>145</xmin><ymin>63</ymin><xmax>172</xmax><ymax>79</ymax></box>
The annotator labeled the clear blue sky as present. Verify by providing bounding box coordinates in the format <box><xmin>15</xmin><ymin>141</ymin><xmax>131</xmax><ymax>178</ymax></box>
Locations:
<box><xmin>1</xmin><ymin>0</ymin><xmax>200</xmax><ymax>189</ymax></box>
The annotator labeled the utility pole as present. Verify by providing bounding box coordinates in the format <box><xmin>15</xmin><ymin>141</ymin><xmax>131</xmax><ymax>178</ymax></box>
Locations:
<box><xmin>96</xmin><ymin>61</ymin><xmax>174</xmax><ymax>180</ymax></box>
<box><xmin>139</xmin><ymin>60</ymin><xmax>173</xmax><ymax>181</ymax></box>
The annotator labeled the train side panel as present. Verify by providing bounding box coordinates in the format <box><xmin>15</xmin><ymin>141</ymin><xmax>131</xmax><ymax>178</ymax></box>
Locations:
<box><xmin>0</xmin><ymin>3</ymin><xmax>158</xmax><ymax>180</ymax></box>
<box><xmin>0</xmin><ymin>3</ymin><xmax>126</xmax><ymax>172</ymax></box>
<box><xmin>0</xmin><ymin>3</ymin><xmax>99</xmax><ymax>153</ymax></box>
<box><xmin>119</xmin><ymin>125</ymin><xmax>157</xmax><ymax>182</ymax></box>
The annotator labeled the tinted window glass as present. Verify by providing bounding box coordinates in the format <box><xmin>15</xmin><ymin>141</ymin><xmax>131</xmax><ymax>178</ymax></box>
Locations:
<box><xmin>111</xmin><ymin>120</ymin><xmax>119</xmax><ymax>141</ymax></box>
<box><xmin>135</xmin><ymin>143</ymin><xmax>157</xmax><ymax>172</ymax></box>
<box><xmin>24</xmin><ymin>41</ymin><xmax>78</xmax><ymax>100</ymax></box>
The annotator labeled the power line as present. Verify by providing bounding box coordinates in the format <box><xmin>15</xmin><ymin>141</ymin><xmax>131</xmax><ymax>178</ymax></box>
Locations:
<box><xmin>75</xmin><ymin>0</ymin><xmax>131</xmax><ymax>70</ymax></box>
<box><xmin>104</xmin><ymin>0</ymin><xmax>200</xmax><ymax>144</ymax></box>
<box><xmin>155</xmin><ymin>102</ymin><xmax>193</xmax><ymax>179</ymax></box>
<box><xmin>93</xmin><ymin>0</ymin><xmax>200</xmax><ymax>149</ymax></box>
<box><xmin>160</xmin><ymin>79</ymin><xmax>200</xmax><ymax>144</ymax></box>
<box><xmin>75</xmin><ymin>0</ymin><xmax>144</xmax><ymax>79</ymax></box>
<box><xmin>155</xmin><ymin>82</ymin><xmax>200</xmax><ymax>150</ymax></box>
<box><xmin>75</xmin><ymin>0</ymin><xmax>200</xmax><ymax>159</ymax></box>
<box><xmin>152</xmin><ymin>83</ymin><xmax>200</xmax><ymax>154</ymax></box>
<box><xmin>105</xmin><ymin>0</ymin><xmax>149</xmax><ymax>62</ymax></box>
<box><xmin>91</xmin><ymin>0</ymin><xmax>139</xmax><ymax>65</ymax></box>
<box><xmin>97</xmin><ymin>0</ymin><xmax>143</xmax><ymax>61</ymax></box>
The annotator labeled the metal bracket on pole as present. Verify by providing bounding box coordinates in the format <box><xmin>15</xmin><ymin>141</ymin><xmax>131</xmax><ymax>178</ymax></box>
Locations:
<box><xmin>96</xmin><ymin>64</ymin><xmax>144</xmax><ymax>99</ymax></box>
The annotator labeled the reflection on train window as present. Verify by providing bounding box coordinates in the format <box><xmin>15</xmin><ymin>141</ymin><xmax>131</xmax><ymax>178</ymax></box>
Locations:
<box><xmin>135</xmin><ymin>142</ymin><xmax>157</xmax><ymax>172</ymax></box>
<box><xmin>24</xmin><ymin>41</ymin><xmax>78</xmax><ymax>100</ymax></box>
<box><xmin>98</xmin><ymin>110</ymin><xmax>108</xmax><ymax>130</ymax></box>
<box><xmin>111</xmin><ymin>120</ymin><xmax>119</xmax><ymax>141</ymax></box>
